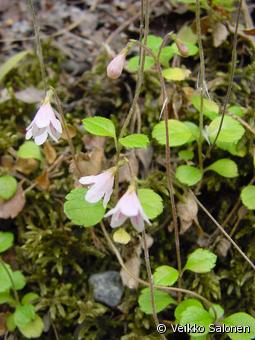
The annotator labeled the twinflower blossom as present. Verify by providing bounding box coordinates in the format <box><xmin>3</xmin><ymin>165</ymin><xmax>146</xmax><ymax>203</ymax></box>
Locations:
<box><xmin>26</xmin><ymin>92</ymin><xmax>62</xmax><ymax>145</ymax></box>
<box><xmin>107</xmin><ymin>52</ymin><xmax>126</xmax><ymax>79</ymax></box>
<box><xmin>105</xmin><ymin>185</ymin><xmax>151</xmax><ymax>232</ymax></box>
<box><xmin>79</xmin><ymin>168</ymin><xmax>115</xmax><ymax>208</ymax></box>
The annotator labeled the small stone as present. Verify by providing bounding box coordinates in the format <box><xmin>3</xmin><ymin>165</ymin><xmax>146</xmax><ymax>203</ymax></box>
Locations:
<box><xmin>89</xmin><ymin>271</ymin><xmax>124</xmax><ymax>308</ymax></box>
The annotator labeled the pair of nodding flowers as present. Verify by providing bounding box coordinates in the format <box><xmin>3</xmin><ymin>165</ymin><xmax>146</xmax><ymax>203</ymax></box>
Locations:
<box><xmin>79</xmin><ymin>168</ymin><xmax>151</xmax><ymax>232</ymax></box>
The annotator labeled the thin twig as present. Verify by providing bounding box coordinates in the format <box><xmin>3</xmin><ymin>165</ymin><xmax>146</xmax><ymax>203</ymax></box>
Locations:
<box><xmin>207</xmin><ymin>0</ymin><xmax>243</xmax><ymax>155</ymax></box>
<box><xmin>191</xmin><ymin>192</ymin><xmax>255</xmax><ymax>271</ymax></box>
<box><xmin>195</xmin><ymin>0</ymin><xmax>205</xmax><ymax>171</ymax></box>
<box><xmin>27</xmin><ymin>0</ymin><xmax>47</xmax><ymax>94</ymax></box>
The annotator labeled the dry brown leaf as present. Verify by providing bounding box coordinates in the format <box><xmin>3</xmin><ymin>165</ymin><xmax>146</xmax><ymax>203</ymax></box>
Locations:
<box><xmin>15</xmin><ymin>158</ymin><xmax>38</xmax><ymax>175</ymax></box>
<box><xmin>62</xmin><ymin>124</ymin><xmax>77</xmax><ymax>140</ymax></box>
<box><xmin>36</xmin><ymin>171</ymin><xmax>50</xmax><ymax>190</ymax></box>
<box><xmin>0</xmin><ymin>185</ymin><xmax>25</xmax><ymax>219</ymax></box>
<box><xmin>120</xmin><ymin>255</ymin><xmax>141</xmax><ymax>289</ymax></box>
<box><xmin>177</xmin><ymin>192</ymin><xmax>198</xmax><ymax>234</ymax></box>
<box><xmin>43</xmin><ymin>141</ymin><xmax>57</xmax><ymax>165</ymax></box>
<box><xmin>136</xmin><ymin>147</ymin><xmax>153</xmax><ymax>175</ymax></box>
<box><xmin>1</xmin><ymin>155</ymin><xmax>14</xmax><ymax>170</ymax></box>
<box><xmin>213</xmin><ymin>22</ymin><xmax>229</xmax><ymax>48</ymax></box>
<box><xmin>0</xmin><ymin>313</ymin><xmax>7</xmax><ymax>336</ymax></box>
<box><xmin>216</xmin><ymin>238</ymin><xmax>231</xmax><ymax>258</ymax></box>
<box><xmin>243</xmin><ymin>27</ymin><xmax>255</xmax><ymax>36</ymax></box>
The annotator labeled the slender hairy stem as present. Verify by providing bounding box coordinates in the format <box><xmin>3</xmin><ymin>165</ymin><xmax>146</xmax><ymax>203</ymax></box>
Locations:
<box><xmin>114</xmin><ymin>0</ymin><xmax>150</xmax><ymax>201</ymax></box>
<box><xmin>195</xmin><ymin>0</ymin><xmax>205</xmax><ymax>171</ymax></box>
<box><xmin>142</xmin><ymin>231</ymin><xmax>166</xmax><ymax>339</ymax></box>
<box><xmin>27</xmin><ymin>0</ymin><xmax>47</xmax><ymax>93</ymax></box>
<box><xmin>53</xmin><ymin>92</ymin><xmax>82</xmax><ymax>177</ymax></box>
<box><xmin>191</xmin><ymin>192</ymin><xmax>255</xmax><ymax>270</ymax></box>
<box><xmin>0</xmin><ymin>258</ymin><xmax>19</xmax><ymax>303</ymax></box>
<box><xmin>155</xmin><ymin>35</ymin><xmax>182</xmax><ymax>299</ymax></box>
<box><xmin>207</xmin><ymin>0</ymin><xmax>243</xmax><ymax>155</ymax></box>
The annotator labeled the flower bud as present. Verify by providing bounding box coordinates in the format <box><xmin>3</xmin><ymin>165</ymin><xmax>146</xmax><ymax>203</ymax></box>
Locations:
<box><xmin>107</xmin><ymin>53</ymin><xmax>126</xmax><ymax>79</ymax></box>
<box><xmin>176</xmin><ymin>39</ymin><xmax>189</xmax><ymax>57</ymax></box>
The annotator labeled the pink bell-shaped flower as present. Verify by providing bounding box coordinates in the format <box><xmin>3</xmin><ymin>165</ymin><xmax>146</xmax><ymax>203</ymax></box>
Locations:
<box><xmin>105</xmin><ymin>185</ymin><xmax>151</xmax><ymax>232</ymax></box>
<box><xmin>107</xmin><ymin>53</ymin><xmax>126</xmax><ymax>79</ymax></box>
<box><xmin>79</xmin><ymin>168</ymin><xmax>115</xmax><ymax>208</ymax></box>
<box><xmin>26</xmin><ymin>91</ymin><xmax>62</xmax><ymax>145</ymax></box>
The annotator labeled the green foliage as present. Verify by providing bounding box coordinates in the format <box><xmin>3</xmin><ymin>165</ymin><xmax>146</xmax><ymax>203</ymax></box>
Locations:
<box><xmin>138</xmin><ymin>188</ymin><xmax>163</xmax><ymax>219</ymax></box>
<box><xmin>138</xmin><ymin>288</ymin><xmax>175</xmax><ymax>314</ymax></box>
<box><xmin>174</xmin><ymin>299</ymin><xmax>203</xmax><ymax>321</ymax></box>
<box><xmin>0</xmin><ymin>231</ymin><xmax>14</xmax><ymax>253</ymax></box>
<box><xmin>0</xmin><ymin>50</ymin><xmax>30</xmax><ymax>83</ymax></box>
<box><xmin>83</xmin><ymin>116</ymin><xmax>116</xmax><ymax>138</ymax></box>
<box><xmin>21</xmin><ymin>292</ymin><xmax>39</xmax><ymax>305</ymax></box>
<box><xmin>209</xmin><ymin>304</ymin><xmax>224</xmax><ymax>320</ymax></box>
<box><xmin>208</xmin><ymin>116</ymin><xmax>245</xmax><ymax>144</ymax></box>
<box><xmin>205</xmin><ymin>159</ymin><xmax>239</xmax><ymax>178</ymax></box>
<box><xmin>153</xmin><ymin>265</ymin><xmax>179</xmax><ymax>286</ymax></box>
<box><xmin>179</xmin><ymin>306</ymin><xmax>214</xmax><ymax>336</ymax></box>
<box><xmin>119</xmin><ymin>134</ymin><xmax>149</xmax><ymax>149</ymax></box>
<box><xmin>0</xmin><ymin>175</ymin><xmax>17</xmax><ymax>200</ymax></box>
<box><xmin>145</xmin><ymin>35</ymin><xmax>163</xmax><ymax>51</ymax></box>
<box><xmin>127</xmin><ymin>56</ymin><xmax>155</xmax><ymax>72</ymax></box>
<box><xmin>240</xmin><ymin>185</ymin><xmax>255</xmax><ymax>210</ymax></box>
<box><xmin>228</xmin><ymin>105</ymin><xmax>246</xmax><ymax>117</ymax></box>
<box><xmin>17</xmin><ymin>141</ymin><xmax>42</xmax><ymax>161</ymax></box>
<box><xmin>162</xmin><ymin>67</ymin><xmax>190</xmax><ymax>81</ymax></box>
<box><xmin>14</xmin><ymin>304</ymin><xmax>36</xmax><ymax>328</ymax></box>
<box><xmin>176</xmin><ymin>165</ymin><xmax>203</xmax><ymax>186</ymax></box>
<box><xmin>64</xmin><ymin>188</ymin><xmax>105</xmax><ymax>227</ymax></box>
<box><xmin>192</xmin><ymin>95</ymin><xmax>219</xmax><ymax>120</ymax></box>
<box><xmin>152</xmin><ymin>119</ymin><xmax>192</xmax><ymax>146</ymax></box>
<box><xmin>184</xmin><ymin>248</ymin><xmax>217</xmax><ymax>273</ymax></box>
<box><xmin>222</xmin><ymin>313</ymin><xmax>255</xmax><ymax>340</ymax></box>
<box><xmin>178</xmin><ymin>150</ymin><xmax>194</xmax><ymax>160</ymax></box>
<box><xmin>0</xmin><ymin>262</ymin><xmax>26</xmax><ymax>292</ymax></box>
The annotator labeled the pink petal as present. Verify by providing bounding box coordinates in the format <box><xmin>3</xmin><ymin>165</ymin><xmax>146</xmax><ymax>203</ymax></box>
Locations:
<box><xmin>110</xmin><ymin>211</ymin><xmax>127</xmax><ymax>228</ymax></box>
<box><xmin>25</xmin><ymin>128</ymin><xmax>33</xmax><ymax>140</ymax></box>
<box><xmin>79</xmin><ymin>176</ymin><xmax>97</xmax><ymax>185</ymax></box>
<box><xmin>103</xmin><ymin>188</ymin><xmax>113</xmax><ymax>208</ymax></box>
<box><xmin>131</xmin><ymin>214</ymin><xmax>145</xmax><ymax>232</ymax></box>
<box><xmin>119</xmin><ymin>191</ymin><xmax>140</xmax><ymax>217</ymax></box>
<box><xmin>34</xmin><ymin>130</ymin><xmax>48</xmax><ymax>145</ymax></box>
<box><xmin>51</xmin><ymin>118</ymin><xmax>62</xmax><ymax>133</ymax></box>
<box><xmin>34</xmin><ymin>103</ymin><xmax>54</xmax><ymax>128</ymax></box>
<box><xmin>85</xmin><ymin>184</ymin><xmax>105</xmax><ymax>203</ymax></box>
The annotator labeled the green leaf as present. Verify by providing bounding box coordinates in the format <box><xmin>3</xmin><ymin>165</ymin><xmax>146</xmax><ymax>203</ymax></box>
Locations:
<box><xmin>12</xmin><ymin>271</ymin><xmax>26</xmax><ymax>291</ymax></box>
<box><xmin>162</xmin><ymin>67</ymin><xmax>191</xmax><ymax>81</ymax></box>
<box><xmin>64</xmin><ymin>188</ymin><xmax>105</xmax><ymax>227</ymax></box>
<box><xmin>14</xmin><ymin>304</ymin><xmax>35</xmax><ymax>328</ymax></box>
<box><xmin>159</xmin><ymin>46</ymin><xmax>175</xmax><ymax>67</ymax></box>
<box><xmin>205</xmin><ymin>159</ymin><xmax>238</xmax><ymax>178</ymax></box>
<box><xmin>184</xmin><ymin>248</ymin><xmax>217</xmax><ymax>273</ymax></box>
<box><xmin>208</xmin><ymin>116</ymin><xmax>245</xmax><ymax>144</ymax></box>
<box><xmin>21</xmin><ymin>293</ymin><xmax>40</xmax><ymax>305</ymax></box>
<box><xmin>0</xmin><ymin>232</ymin><xmax>14</xmax><ymax>253</ymax></box>
<box><xmin>178</xmin><ymin>150</ymin><xmax>194</xmax><ymax>161</ymax></box>
<box><xmin>0</xmin><ymin>51</ymin><xmax>29</xmax><ymax>83</ymax></box>
<box><xmin>138</xmin><ymin>188</ymin><xmax>163</xmax><ymax>219</ymax></box>
<box><xmin>171</xmin><ymin>42</ymin><xmax>198</xmax><ymax>57</ymax></box>
<box><xmin>0</xmin><ymin>175</ymin><xmax>17</xmax><ymax>200</ymax></box>
<box><xmin>209</xmin><ymin>304</ymin><xmax>224</xmax><ymax>320</ymax></box>
<box><xmin>216</xmin><ymin>141</ymin><xmax>246</xmax><ymax>157</ymax></box>
<box><xmin>179</xmin><ymin>306</ymin><xmax>214</xmax><ymax>336</ymax></box>
<box><xmin>228</xmin><ymin>105</ymin><xmax>246</xmax><ymax>117</ymax></box>
<box><xmin>241</xmin><ymin>185</ymin><xmax>255</xmax><ymax>210</ymax></box>
<box><xmin>176</xmin><ymin>165</ymin><xmax>202</xmax><ymax>186</ymax></box>
<box><xmin>192</xmin><ymin>95</ymin><xmax>219</xmax><ymax>120</ymax></box>
<box><xmin>153</xmin><ymin>265</ymin><xmax>179</xmax><ymax>286</ymax></box>
<box><xmin>127</xmin><ymin>56</ymin><xmax>154</xmax><ymax>72</ymax></box>
<box><xmin>184</xmin><ymin>121</ymin><xmax>200</xmax><ymax>142</ymax></box>
<box><xmin>17</xmin><ymin>141</ymin><xmax>42</xmax><ymax>161</ymax></box>
<box><xmin>119</xmin><ymin>134</ymin><xmax>149</xmax><ymax>149</ymax></box>
<box><xmin>0</xmin><ymin>291</ymin><xmax>17</xmax><ymax>307</ymax></box>
<box><xmin>145</xmin><ymin>35</ymin><xmax>163</xmax><ymax>51</ymax></box>
<box><xmin>6</xmin><ymin>313</ymin><xmax>16</xmax><ymax>331</ymax></box>
<box><xmin>83</xmin><ymin>116</ymin><xmax>116</xmax><ymax>138</ymax></box>
<box><xmin>223</xmin><ymin>313</ymin><xmax>255</xmax><ymax>340</ymax></box>
<box><xmin>152</xmin><ymin>119</ymin><xmax>192</xmax><ymax>146</ymax></box>
<box><xmin>18</xmin><ymin>314</ymin><xmax>44</xmax><ymax>339</ymax></box>
<box><xmin>177</xmin><ymin>26</ymin><xmax>197</xmax><ymax>44</ymax></box>
<box><xmin>0</xmin><ymin>262</ymin><xmax>13</xmax><ymax>292</ymax></box>
<box><xmin>138</xmin><ymin>288</ymin><xmax>176</xmax><ymax>314</ymax></box>
<box><xmin>174</xmin><ymin>299</ymin><xmax>203</xmax><ymax>321</ymax></box>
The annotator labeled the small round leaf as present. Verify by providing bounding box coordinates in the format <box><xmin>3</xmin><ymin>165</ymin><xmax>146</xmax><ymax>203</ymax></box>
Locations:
<box><xmin>138</xmin><ymin>188</ymin><xmax>163</xmax><ymax>219</ymax></box>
